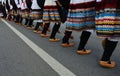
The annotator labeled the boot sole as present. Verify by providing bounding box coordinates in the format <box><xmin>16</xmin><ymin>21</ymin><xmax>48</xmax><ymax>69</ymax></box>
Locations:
<box><xmin>49</xmin><ymin>38</ymin><xmax>60</xmax><ymax>42</ymax></box>
<box><xmin>61</xmin><ymin>43</ymin><xmax>74</xmax><ymax>47</ymax></box>
<box><xmin>77</xmin><ymin>50</ymin><xmax>91</xmax><ymax>55</ymax></box>
<box><xmin>99</xmin><ymin>61</ymin><xmax>116</xmax><ymax>68</ymax></box>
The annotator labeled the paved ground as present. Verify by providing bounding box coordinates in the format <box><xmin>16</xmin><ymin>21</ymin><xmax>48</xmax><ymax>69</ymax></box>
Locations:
<box><xmin>0</xmin><ymin>19</ymin><xmax>120</xmax><ymax>76</ymax></box>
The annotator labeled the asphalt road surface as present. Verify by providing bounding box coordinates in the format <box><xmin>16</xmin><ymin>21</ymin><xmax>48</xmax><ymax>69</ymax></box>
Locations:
<box><xmin>0</xmin><ymin>19</ymin><xmax>120</xmax><ymax>76</ymax></box>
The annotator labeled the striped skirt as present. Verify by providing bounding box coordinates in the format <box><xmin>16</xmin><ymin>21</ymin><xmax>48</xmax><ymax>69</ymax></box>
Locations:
<box><xmin>11</xmin><ymin>9</ymin><xmax>21</xmax><ymax>16</ymax></box>
<box><xmin>13</xmin><ymin>10</ymin><xmax>17</xmax><ymax>16</ymax></box>
<box><xmin>21</xmin><ymin>9</ymin><xmax>29</xmax><ymax>19</ymax></box>
<box><xmin>96</xmin><ymin>0</ymin><xmax>120</xmax><ymax>38</ymax></box>
<box><xmin>29</xmin><ymin>9</ymin><xmax>43</xmax><ymax>20</ymax></box>
<box><xmin>9</xmin><ymin>10</ymin><xmax>14</xmax><ymax>16</ymax></box>
<box><xmin>43</xmin><ymin>6</ymin><xmax>61</xmax><ymax>23</ymax></box>
<box><xmin>66</xmin><ymin>1</ymin><xmax>96</xmax><ymax>31</ymax></box>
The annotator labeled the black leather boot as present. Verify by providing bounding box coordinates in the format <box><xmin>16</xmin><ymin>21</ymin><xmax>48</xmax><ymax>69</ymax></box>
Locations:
<box><xmin>15</xmin><ymin>15</ymin><xmax>20</xmax><ymax>23</ymax></box>
<box><xmin>61</xmin><ymin>30</ymin><xmax>74</xmax><ymax>47</ymax></box>
<box><xmin>27</xmin><ymin>19</ymin><xmax>33</xmax><ymax>29</ymax></box>
<box><xmin>49</xmin><ymin>23</ymin><xmax>61</xmax><ymax>42</ymax></box>
<box><xmin>24</xmin><ymin>18</ymin><xmax>29</xmax><ymax>26</ymax></box>
<box><xmin>100</xmin><ymin>39</ymin><xmax>118</xmax><ymax>68</ymax></box>
<box><xmin>19</xmin><ymin>16</ymin><xmax>23</xmax><ymax>25</ymax></box>
<box><xmin>40</xmin><ymin>23</ymin><xmax>50</xmax><ymax>37</ymax></box>
<box><xmin>77</xmin><ymin>31</ymin><xmax>91</xmax><ymax>55</ymax></box>
<box><xmin>33</xmin><ymin>22</ymin><xmax>43</xmax><ymax>33</ymax></box>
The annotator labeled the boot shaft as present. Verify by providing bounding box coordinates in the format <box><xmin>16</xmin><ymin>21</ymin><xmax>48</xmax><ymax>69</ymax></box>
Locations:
<box><xmin>42</xmin><ymin>23</ymin><xmax>50</xmax><ymax>34</ymax></box>
<box><xmin>62</xmin><ymin>30</ymin><xmax>72</xmax><ymax>43</ymax></box>
<box><xmin>101</xmin><ymin>39</ymin><xmax>118</xmax><ymax>61</ymax></box>
<box><xmin>50</xmin><ymin>23</ymin><xmax>60</xmax><ymax>39</ymax></box>
<box><xmin>78</xmin><ymin>31</ymin><xmax>91</xmax><ymax>50</ymax></box>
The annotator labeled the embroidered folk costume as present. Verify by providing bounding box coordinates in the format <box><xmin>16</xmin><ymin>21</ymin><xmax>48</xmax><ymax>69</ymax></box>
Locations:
<box><xmin>14</xmin><ymin>0</ymin><xmax>21</xmax><ymax>23</ymax></box>
<box><xmin>20</xmin><ymin>0</ymin><xmax>28</xmax><ymax>20</ymax></box>
<box><xmin>32</xmin><ymin>0</ymin><xmax>45</xmax><ymax>33</ymax></box>
<box><xmin>30</xmin><ymin>0</ymin><xmax>43</xmax><ymax>20</ymax></box>
<box><xmin>49</xmin><ymin>0</ymin><xmax>71</xmax><ymax>42</ymax></box>
<box><xmin>6</xmin><ymin>0</ymin><xmax>12</xmax><ymax>20</ymax></box>
<box><xmin>66</xmin><ymin>0</ymin><xmax>95</xmax><ymax>30</ymax></box>
<box><xmin>0</xmin><ymin>0</ymin><xmax>7</xmax><ymax>18</ymax></box>
<box><xmin>10</xmin><ymin>0</ymin><xmax>18</xmax><ymax>21</ymax></box>
<box><xmin>61</xmin><ymin>0</ymin><xmax>95</xmax><ymax>48</ymax></box>
<box><xmin>25</xmin><ymin>0</ymin><xmax>33</xmax><ymax>28</ymax></box>
<box><xmin>0</xmin><ymin>2</ymin><xmax>3</xmax><ymax>17</ymax></box>
<box><xmin>96</xmin><ymin>0</ymin><xmax>120</xmax><ymax>38</ymax></box>
<box><xmin>96</xmin><ymin>0</ymin><xmax>119</xmax><ymax>68</ymax></box>
<box><xmin>40</xmin><ymin>0</ymin><xmax>61</xmax><ymax>42</ymax></box>
<box><xmin>42</xmin><ymin>0</ymin><xmax>60</xmax><ymax>23</ymax></box>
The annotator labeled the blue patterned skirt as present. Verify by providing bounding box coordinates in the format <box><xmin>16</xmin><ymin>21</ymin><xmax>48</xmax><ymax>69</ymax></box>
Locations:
<box><xmin>66</xmin><ymin>1</ymin><xmax>96</xmax><ymax>31</ymax></box>
<box><xmin>96</xmin><ymin>0</ymin><xmax>120</xmax><ymax>38</ymax></box>
<box><xmin>43</xmin><ymin>6</ymin><xmax>61</xmax><ymax>23</ymax></box>
<box><xmin>29</xmin><ymin>9</ymin><xmax>43</xmax><ymax>20</ymax></box>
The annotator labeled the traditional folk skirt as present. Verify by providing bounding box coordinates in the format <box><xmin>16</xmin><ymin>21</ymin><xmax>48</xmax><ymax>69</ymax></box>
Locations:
<box><xmin>66</xmin><ymin>1</ymin><xmax>96</xmax><ymax>31</ymax></box>
<box><xmin>9</xmin><ymin>10</ymin><xmax>14</xmax><ymax>16</ymax></box>
<box><xmin>16</xmin><ymin>9</ymin><xmax>21</xmax><ymax>16</ymax></box>
<box><xmin>21</xmin><ymin>9</ymin><xmax>29</xmax><ymax>19</ymax></box>
<box><xmin>13</xmin><ymin>10</ymin><xmax>17</xmax><ymax>16</ymax></box>
<box><xmin>96</xmin><ymin>0</ymin><xmax>120</xmax><ymax>38</ymax></box>
<box><xmin>29</xmin><ymin>9</ymin><xmax>43</xmax><ymax>20</ymax></box>
<box><xmin>43</xmin><ymin>6</ymin><xmax>61</xmax><ymax>23</ymax></box>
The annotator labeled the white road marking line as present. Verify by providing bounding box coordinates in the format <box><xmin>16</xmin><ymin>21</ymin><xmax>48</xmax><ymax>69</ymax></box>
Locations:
<box><xmin>2</xmin><ymin>19</ymin><xmax>76</xmax><ymax>76</ymax></box>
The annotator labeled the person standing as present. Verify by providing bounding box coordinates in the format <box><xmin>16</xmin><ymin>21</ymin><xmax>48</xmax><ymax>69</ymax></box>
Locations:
<box><xmin>6</xmin><ymin>0</ymin><xmax>11</xmax><ymax>20</ymax></box>
<box><xmin>14</xmin><ymin>0</ymin><xmax>21</xmax><ymax>23</ymax></box>
<box><xmin>40</xmin><ymin>0</ymin><xmax>61</xmax><ymax>42</ymax></box>
<box><xmin>32</xmin><ymin>0</ymin><xmax>45</xmax><ymax>33</ymax></box>
<box><xmin>0</xmin><ymin>2</ymin><xmax>3</xmax><ymax>18</ymax></box>
<box><xmin>10</xmin><ymin>0</ymin><xmax>18</xmax><ymax>21</ymax></box>
<box><xmin>0</xmin><ymin>0</ymin><xmax>7</xmax><ymax>18</ymax></box>
<box><xmin>61</xmin><ymin>0</ymin><xmax>96</xmax><ymax>49</ymax></box>
<box><xmin>96</xmin><ymin>0</ymin><xmax>120</xmax><ymax>68</ymax></box>
<box><xmin>24</xmin><ymin>0</ymin><xmax>32</xmax><ymax>27</ymax></box>
<box><xmin>19</xmin><ymin>0</ymin><xmax>27</xmax><ymax>25</ymax></box>
<box><xmin>49</xmin><ymin>0</ymin><xmax>70</xmax><ymax>42</ymax></box>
